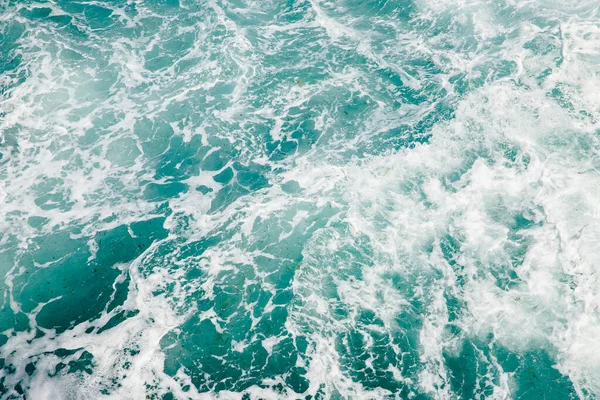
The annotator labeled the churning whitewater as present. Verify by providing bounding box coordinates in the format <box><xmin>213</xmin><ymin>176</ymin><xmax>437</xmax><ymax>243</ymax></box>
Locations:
<box><xmin>1</xmin><ymin>0</ymin><xmax>600</xmax><ymax>398</ymax></box>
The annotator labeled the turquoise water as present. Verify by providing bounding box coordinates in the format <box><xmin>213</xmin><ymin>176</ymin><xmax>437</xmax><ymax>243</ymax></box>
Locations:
<box><xmin>1</xmin><ymin>0</ymin><xmax>600</xmax><ymax>398</ymax></box>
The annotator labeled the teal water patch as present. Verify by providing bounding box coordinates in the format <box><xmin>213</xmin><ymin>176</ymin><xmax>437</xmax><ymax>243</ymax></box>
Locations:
<box><xmin>1</xmin><ymin>0</ymin><xmax>600</xmax><ymax>398</ymax></box>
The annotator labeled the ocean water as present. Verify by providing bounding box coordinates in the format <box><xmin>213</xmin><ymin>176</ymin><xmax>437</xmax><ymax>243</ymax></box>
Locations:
<box><xmin>1</xmin><ymin>0</ymin><xmax>600</xmax><ymax>398</ymax></box>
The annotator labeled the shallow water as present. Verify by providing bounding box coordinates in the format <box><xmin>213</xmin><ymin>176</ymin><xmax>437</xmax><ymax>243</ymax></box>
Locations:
<box><xmin>1</xmin><ymin>0</ymin><xmax>600</xmax><ymax>398</ymax></box>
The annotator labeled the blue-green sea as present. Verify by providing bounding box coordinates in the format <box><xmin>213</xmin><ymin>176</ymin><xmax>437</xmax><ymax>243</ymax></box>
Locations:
<box><xmin>1</xmin><ymin>0</ymin><xmax>600</xmax><ymax>398</ymax></box>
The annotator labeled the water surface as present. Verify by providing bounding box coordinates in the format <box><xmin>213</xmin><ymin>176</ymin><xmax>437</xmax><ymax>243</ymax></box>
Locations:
<box><xmin>1</xmin><ymin>0</ymin><xmax>600</xmax><ymax>398</ymax></box>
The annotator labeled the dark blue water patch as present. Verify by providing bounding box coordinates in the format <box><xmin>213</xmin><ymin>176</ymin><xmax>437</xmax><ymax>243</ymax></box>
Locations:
<box><xmin>45</xmin><ymin>14</ymin><xmax>77</xmax><ymax>33</ymax></box>
<box><xmin>0</xmin><ymin>244</ymin><xmax>26</xmax><ymax>336</ymax></box>
<box><xmin>195</xmin><ymin>185</ymin><xmax>213</xmax><ymax>195</ymax></box>
<box><xmin>443</xmin><ymin>341</ymin><xmax>481</xmax><ymax>399</ymax></box>
<box><xmin>144</xmin><ymin>181</ymin><xmax>188</xmax><ymax>202</ymax></box>
<box><xmin>143</xmin><ymin>0</ymin><xmax>181</xmax><ymax>13</ymax></box>
<box><xmin>160</xmin><ymin>31</ymin><xmax>197</xmax><ymax>60</ymax></box>
<box><xmin>50</xmin><ymin>349</ymin><xmax>95</xmax><ymax>376</ymax></box>
<box><xmin>335</xmin><ymin>328</ymin><xmax>410</xmax><ymax>396</ymax></box>
<box><xmin>213</xmin><ymin>286</ymin><xmax>244</xmax><ymax>321</ymax></box>
<box><xmin>0</xmin><ymin>52</ymin><xmax>21</xmax><ymax>78</ymax></box>
<box><xmin>153</xmin><ymin>136</ymin><xmax>207</xmax><ymax>180</ymax></box>
<box><xmin>208</xmin><ymin>164</ymin><xmax>270</xmax><ymax>213</ymax></box>
<box><xmin>83</xmin><ymin>110</ymin><xmax>125</xmax><ymax>141</ymax></box>
<box><xmin>248</xmin><ymin>204</ymin><xmax>339</xmax><ymax>265</ymax></box>
<box><xmin>339</xmin><ymin>0</ymin><xmax>418</xmax><ymax>22</ymax></box>
<box><xmin>10</xmin><ymin>218</ymin><xmax>166</xmax><ymax>333</ymax></box>
<box><xmin>0</xmin><ymin>20</ymin><xmax>25</xmax><ymax>94</ymax></box>
<box><xmin>201</xmin><ymin>150</ymin><xmax>227</xmax><ymax>171</ymax></box>
<box><xmin>0</xmin><ymin>128</ymin><xmax>21</xmax><ymax>163</ymax></box>
<box><xmin>72</xmin><ymin>73</ymin><xmax>116</xmax><ymax>103</ymax></box>
<box><xmin>208</xmin><ymin>182</ymin><xmax>251</xmax><ymax>213</ymax></box>
<box><xmin>264</xmin><ymin>334</ymin><xmax>298</xmax><ymax>375</ymax></box>
<box><xmin>14</xmin><ymin>3</ymin><xmax>79</xmax><ymax>36</ymax></box>
<box><xmin>266</xmin><ymin>137</ymin><xmax>299</xmax><ymax>162</ymax></box>
<box><xmin>512</xmin><ymin>352</ymin><xmax>577</xmax><ymax>399</ymax></box>
<box><xmin>445</xmin><ymin>341</ymin><xmax>577</xmax><ymax>399</ymax></box>
<box><xmin>280</xmin><ymin>180</ymin><xmax>302</xmax><ymax>194</ymax></box>
<box><xmin>95</xmin><ymin>217</ymin><xmax>168</xmax><ymax>265</ymax></box>
<box><xmin>31</xmin><ymin>181</ymin><xmax>69</xmax><ymax>211</ymax></box>
<box><xmin>159</xmin><ymin>214</ymin><xmax>356</xmax><ymax>394</ymax></box>
<box><xmin>163</xmin><ymin>317</ymin><xmax>263</xmax><ymax>392</ymax></box>
<box><xmin>96</xmin><ymin>309</ymin><xmax>140</xmax><ymax>334</ymax></box>
<box><xmin>178</xmin><ymin>236</ymin><xmax>222</xmax><ymax>261</ymax></box>
<box><xmin>213</xmin><ymin>167</ymin><xmax>234</xmax><ymax>184</ymax></box>
<box><xmin>375</xmin><ymin>68</ymin><xmax>431</xmax><ymax>106</ymax></box>
<box><xmin>144</xmin><ymin>53</ymin><xmax>175</xmax><ymax>72</ymax></box>
<box><xmin>134</xmin><ymin>117</ymin><xmax>174</xmax><ymax>159</ymax></box>
<box><xmin>83</xmin><ymin>4</ymin><xmax>118</xmax><ymax>30</ymax></box>
<box><xmin>262</xmin><ymin>116</ymin><xmax>322</xmax><ymax>161</ymax></box>
<box><xmin>19</xmin><ymin>7</ymin><xmax>52</xmax><ymax>19</ymax></box>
